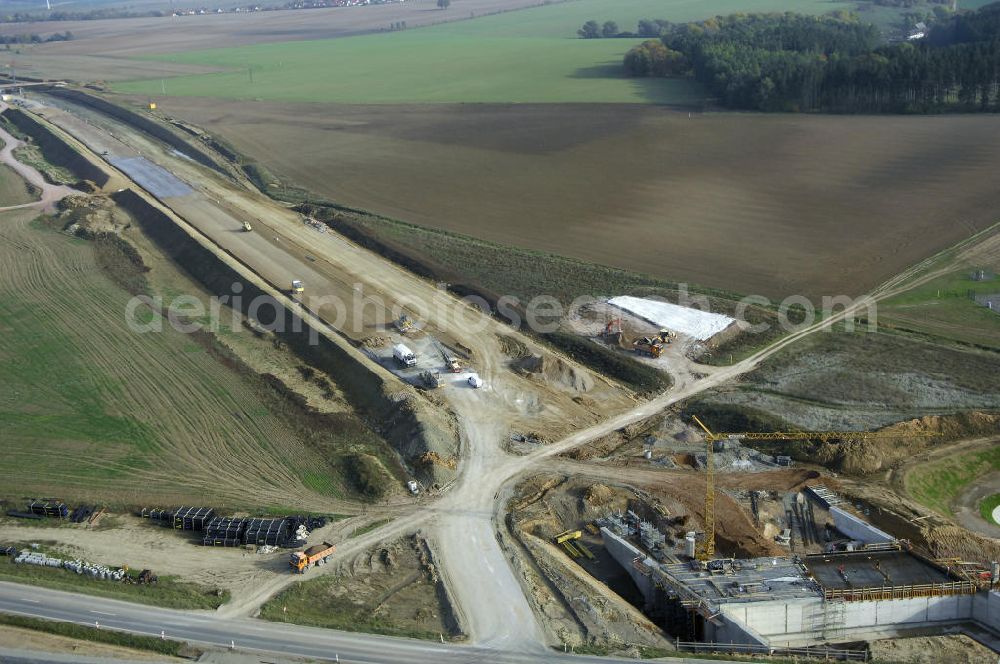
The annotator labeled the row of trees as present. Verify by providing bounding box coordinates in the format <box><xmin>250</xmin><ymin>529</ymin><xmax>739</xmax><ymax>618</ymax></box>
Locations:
<box><xmin>578</xmin><ymin>20</ymin><xmax>620</xmax><ymax>39</ymax></box>
<box><xmin>577</xmin><ymin>18</ymin><xmax>676</xmax><ymax>39</ymax></box>
<box><xmin>624</xmin><ymin>7</ymin><xmax>1000</xmax><ymax>113</ymax></box>
<box><xmin>0</xmin><ymin>31</ymin><xmax>73</xmax><ymax>45</ymax></box>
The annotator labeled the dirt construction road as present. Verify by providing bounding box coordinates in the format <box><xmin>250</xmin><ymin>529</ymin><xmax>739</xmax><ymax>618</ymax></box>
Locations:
<box><xmin>0</xmin><ymin>103</ymin><xmax>77</xmax><ymax>211</ymax></box>
<box><xmin>18</xmin><ymin>92</ymin><xmax>999</xmax><ymax>653</ymax></box>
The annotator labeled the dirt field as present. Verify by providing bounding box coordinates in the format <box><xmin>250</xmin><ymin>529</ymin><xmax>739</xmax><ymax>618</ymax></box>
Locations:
<box><xmin>259</xmin><ymin>534</ymin><xmax>461</xmax><ymax>641</ymax></box>
<box><xmin>870</xmin><ymin>633</ymin><xmax>997</xmax><ymax>664</ymax></box>
<box><xmin>147</xmin><ymin>97</ymin><xmax>1000</xmax><ymax>299</ymax></box>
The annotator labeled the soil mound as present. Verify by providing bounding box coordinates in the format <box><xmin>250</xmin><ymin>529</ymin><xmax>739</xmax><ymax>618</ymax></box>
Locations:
<box><xmin>583</xmin><ymin>484</ymin><xmax>614</xmax><ymax>507</ymax></box>
<box><xmin>60</xmin><ymin>195</ymin><xmax>130</xmax><ymax>235</ymax></box>
<box><xmin>811</xmin><ymin>412</ymin><xmax>1000</xmax><ymax>476</ymax></box>
<box><xmin>516</xmin><ymin>354</ymin><xmax>594</xmax><ymax>392</ymax></box>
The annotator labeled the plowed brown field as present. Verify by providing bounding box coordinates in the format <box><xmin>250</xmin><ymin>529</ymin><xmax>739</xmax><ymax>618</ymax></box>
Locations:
<box><xmin>154</xmin><ymin>97</ymin><xmax>1000</xmax><ymax>299</ymax></box>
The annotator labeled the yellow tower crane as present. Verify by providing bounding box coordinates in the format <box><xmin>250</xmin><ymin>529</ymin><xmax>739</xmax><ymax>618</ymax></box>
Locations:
<box><xmin>688</xmin><ymin>415</ymin><xmax>940</xmax><ymax>561</ymax></box>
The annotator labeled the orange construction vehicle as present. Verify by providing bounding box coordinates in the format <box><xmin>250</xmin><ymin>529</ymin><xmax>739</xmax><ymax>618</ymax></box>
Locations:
<box><xmin>633</xmin><ymin>336</ymin><xmax>663</xmax><ymax>358</ymax></box>
<box><xmin>603</xmin><ymin>318</ymin><xmax>623</xmax><ymax>344</ymax></box>
<box><xmin>289</xmin><ymin>542</ymin><xmax>336</xmax><ymax>573</ymax></box>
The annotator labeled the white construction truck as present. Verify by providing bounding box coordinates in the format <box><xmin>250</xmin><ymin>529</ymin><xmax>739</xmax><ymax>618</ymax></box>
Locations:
<box><xmin>393</xmin><ymin>343</ymin><xmax>417</xmax><ymax>367</ymax></box>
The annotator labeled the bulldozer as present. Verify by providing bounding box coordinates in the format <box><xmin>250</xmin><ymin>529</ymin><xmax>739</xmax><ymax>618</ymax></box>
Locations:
<box><xmin>241</xmin><ymin>220</ymin><xmax>252</xmax><ymax>232</ymax></box>
<box><xmin>419</xmin><ymin>370</ymin><xmax>442</xmax><ymax>389</ymax></box>
<box><xmin>394</xmin><ymin>315</ymin><xmax>414</xmax><ymax>334</ymax></box>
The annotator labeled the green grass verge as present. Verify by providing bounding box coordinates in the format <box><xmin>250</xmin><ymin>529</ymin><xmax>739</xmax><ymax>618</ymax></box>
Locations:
<box><xmin>904</xmin><ymin>446</ymin><xmax>1000</xmax><ymax>516</ymax></box>
<box><xmin>980</xmin><ymin>493</ymin><xmax>1000</xmax><ymax>525</ymax></box>
<box><xmin>347</xmin><ymin>517</ymin><xmax>393</xmax><ymax>540</ymax></box>
<box><xmin>0</xmin><ymin>557</ymin><xmax>229</xmax><ymax>610</ymax></box>
<box><xmin>0</xmin><ymin>163</ymin><xmax>39</xmax><ymax>206</ymax></box>
<box><xmin>880</xmin><ymin>268</ymin><xmax>1000</xmax><ymax>351</ymax></box>
<box><xmin>114</xmin><ymin>0</ymin><xmax>850</xmax><ymax>104</ymax></box>
<box><xmin>0</xmin><ymin>614</ymin><xmax>183</xmax><ymax>656</ymax></box>
<box><xmin>260</xmin><ymin>576</ymin><xmax>441</xmax><ymax>641</ymax></box>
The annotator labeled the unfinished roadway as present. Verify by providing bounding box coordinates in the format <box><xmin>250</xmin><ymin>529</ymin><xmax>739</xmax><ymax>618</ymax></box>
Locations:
<box><xmin>10</xmin><ymin>91</ymin><xmax>995</xmax><ymax>658</ymax></box>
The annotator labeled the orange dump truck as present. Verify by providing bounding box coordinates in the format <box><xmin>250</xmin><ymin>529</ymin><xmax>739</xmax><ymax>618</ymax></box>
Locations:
<box><xmin>289</xmin><ymin>542</ymin><xmax>336</xmax><ymax>573</ymax></box>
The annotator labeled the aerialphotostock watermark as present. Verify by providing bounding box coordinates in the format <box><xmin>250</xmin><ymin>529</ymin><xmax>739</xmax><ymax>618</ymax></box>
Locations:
<box><xmin>124</xmin><ymin>281</ymin><xmax>878</xmax><ymax>342</ymax></box>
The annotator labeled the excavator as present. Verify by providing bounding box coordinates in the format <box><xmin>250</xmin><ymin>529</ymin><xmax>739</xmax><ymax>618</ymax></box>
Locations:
<box><xmin>434</xmin><ymin>339</ymin><xmax>462</xmax><ymax>373</ymax></box>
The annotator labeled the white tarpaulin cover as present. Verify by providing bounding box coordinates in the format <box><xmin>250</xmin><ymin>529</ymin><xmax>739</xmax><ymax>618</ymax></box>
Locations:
<box><xmin>608</xmin><ymin>296</ymin><xmax>736</xmax><ymax>341</ymax></box>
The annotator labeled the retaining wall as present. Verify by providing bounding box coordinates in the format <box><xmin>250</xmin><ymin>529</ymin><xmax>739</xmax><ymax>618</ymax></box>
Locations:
<box><xmin>600</xmin><ymin>527</ymin><xmax>655</xmax><ymax>606</ymax></box>
<box><xmin>830</xmin><ymin>506</ymin><xmax>895</xmax><ymax>544</ymax></box>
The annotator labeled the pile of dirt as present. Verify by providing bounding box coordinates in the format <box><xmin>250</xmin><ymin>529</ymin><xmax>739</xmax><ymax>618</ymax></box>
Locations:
<box><xmin>60</xmin><ymin>195</ymin><xmax>130</xmax><ymax>236</ymax></box>
<box><xmin>362</xmin><ymin>335</ymin><xmax>389</xmax><ymax>349</ymax></box>
<box><xmin>870</xmin><ymin>634</ymin><xmax>996</xmax><ymax>664</ymax></box>
<box><xmin>496</xmin><ymin>333</ymin><xmax>529</xmax><ymax>359</ymax></box>
<box><xmin>373</xmin><ymin>389</ymin><xmax>459</xmax><ymax>487</ymax></box>
<box><xmin>921</xmin><ymin>524</ymin><xmax>1000</xmax><ymax>563</ymax></box>
<box><xmin>417</xmin><ymin>451</ymin><xmax>457</xmax><ymax>471</ymax></box>
<box><xmin>515</xmin><ymin>354</ymin><xmax>595</xmax><ymax>393</ymax></box>
<box><xmin>507</xmin><ymin>475</ymin><xmax>672</xmax><ymax>650</ymax></box>
<box><xmin>584</xmin><ymin>484</ymin><xmax>614</xmax><ymax>507</ymax></box>
<box><xmin>816</xmin><ymin>412</ymin><xmax>1000</xmax><ymax>476</ymax></box>
<box><xmin>883</xmin><ymin>411</ymin><xmax>1000</xmax><ymax>439</ymax></box>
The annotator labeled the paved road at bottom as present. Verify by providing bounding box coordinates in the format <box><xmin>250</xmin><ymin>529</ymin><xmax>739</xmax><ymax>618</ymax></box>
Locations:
<box><xmin>0</xmin><ymin>582</ymin><xmax>724</xmax><ymax>664</ymax></box>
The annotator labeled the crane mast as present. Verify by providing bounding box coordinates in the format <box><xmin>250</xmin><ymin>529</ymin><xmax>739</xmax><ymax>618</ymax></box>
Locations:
<box><xmin>687</xmin><ymin>415</ymin><xmax>938</xmax><ymax>561</ymax></box>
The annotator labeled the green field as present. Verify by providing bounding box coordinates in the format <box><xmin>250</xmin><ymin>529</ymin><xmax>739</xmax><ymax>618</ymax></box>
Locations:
<box><xmin>115</xmin><ymin>0</ymin><xmax>851</xmax><ymax>104</ymax></box>
<box><xmin>0</xmin><ymin>208</ymin><xmax>390</xmax><ymax>510</ymax></box>
<box><xmin>880</xmin><ymin>267</ymin><xmax>1000</xmax><ymax>350</ymax></box>
<box><xmin>0</xmin><ymin>163</ymin><xmax>38</xmax><ymax>206</ymax></box>
<box><xmin>982</xmin><ymin>493</ymin><xmax>1000</xmax><ymax>524</ymax></box>
<box><xmin>0</xmin><ymin>555</ymin><xmax>228</xmax><ymax>610</ymax></box>
<box><xmin>904</xmin><ymin>446</ymin><xmax>1000</xmax><ymax>516</ymax></box>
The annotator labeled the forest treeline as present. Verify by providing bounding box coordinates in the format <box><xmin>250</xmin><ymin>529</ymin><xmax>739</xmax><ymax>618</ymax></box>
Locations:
<box><xmin>623</xmin><ymin>5</ymin><xmax>1000</xmax><ymax>113</ymax></box>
